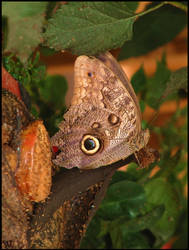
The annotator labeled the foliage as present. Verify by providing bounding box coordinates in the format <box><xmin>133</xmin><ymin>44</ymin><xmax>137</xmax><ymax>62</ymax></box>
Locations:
<box><xmin>2</xmin><ymin>1</ymin><xmax>187</xmax><ymax>249</ymax></box>
<box><xmin>118</xmin><ymin>2</ymin><xmax>187</xmax><ymax>60</ymax></box>
<box><xmin>3</xmin><ymin>54</ymin><xmax>67</xmax><ymax>136</ymax></box>
<box><xmin>2</xmin><ymin>2</ymin><xmax>48</xmax><ymax>63</ymax></box>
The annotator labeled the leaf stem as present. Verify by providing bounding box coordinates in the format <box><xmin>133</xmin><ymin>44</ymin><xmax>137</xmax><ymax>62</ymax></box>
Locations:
<box><xmin>164</xmin><ymin>1</ymin><xmax>187</xmax><ymax>12</ymax></box>
<box><xmin>136</xmin><ymin>2</ymin><xmax>166</xmax><ymax>18</ymax></box>
<box><xmin>136</xmin><ymin>1</ymin><xmax>187</xmax><ymax>19</ymax></box>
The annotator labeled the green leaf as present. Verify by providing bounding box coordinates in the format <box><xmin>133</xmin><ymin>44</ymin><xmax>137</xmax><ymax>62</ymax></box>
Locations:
<box><xmin>110</xmin><ymin>229</ymin><xmax>150</xmax><ymax>249</ymax></box>
<box><xmin>118</xmin><ymin>3</ymin><xmax>187</xmax><ymax>60</ymax></box>
<box><xmin>110</xmin><ymin>169</ymin><xmax>138</xmax><ymax>184</ymax></box>
<box><xmin>2</xmin><ymin>2</ymin><xmax>48</xmax><ymax>63</ymax></box>
<box><xmin>158</xmin><ymin>149</ymin><xmax>182</xmax><ymax>179</ymax></box>
<box><xmin>125</xmin><ymin>2</ymin><xmax>139</xmax><ymax>12</ymax></box>
<box><xmin>160</xmin><ymin>119</ymin><xmax>187</xmax><ymax>153</ymax></box>
<box><xmin>44</xmin><ymin>2</ymin><xmax>136</xmax><ymax>55</ymax></box>
<box><xmin>39</xmin><ymin>75</ymin><xmax>68</xmax><ymax>108</ymax></box>
<box><xmin>2</xmin><ymin>2</ymin><xmax>47</xmax><ymax>17</ymax></box>
<box><xmin>80</xmin><ymin>216</ymin><xmax>105</xmax><ymax>249</ymax></box>
<box><xmin>139</xmin><ymin>99</ymin><xmax>146</xmax><ymax>114</ymax></box>
<box><xmin>172</xmin><ymin>210</ymin><xmax>188</xmax><ymax>249</ymax></box>
<box><xmin>119</xmin><ymin>205</ymin><xmax>165</xmax><ymax>233</ymax></box>
<box><xmin>126</xmin><ymin>162</ymin><xmax>150</xmax><ymax>181</ymax></box>
<box><xmin>145</xmin><ymin>54</ymin><xmax>171</xmax><ymax>109</ymax></box>
<box><xmin>98</xmin><ymin>180</ymin><xmax>146</xmax><ymax>220</ymax></box>
<box><xmin>37</xmin><ymin>75</ymin><xmax>68</xmax><ymax>136</ymax></box>
<box><xmin>3</xmin><ymin>54</ymin><xmax>68</xmax><ymax>136</ymax></box>
<box><xmin>3</xmin><ymin>53</ymin><xmax>46</xmax><ymax>99</ymax></box>
<box><xmin>144</xmin><ymin>177</ymin><xmax>181</xmax><ymax>243</ymax></box>
<box><xmin>131</xmin><ymin>65</ymin><xmax>147</xmax><ymax>94</ymax></box>
<box><xmin>163</xmin><ymin>67</ymin><xmax>187</xmax><ymax>98</ymax></box>
<box><xmin>39</xmin><ymin>46</ymin><xmax>58</xmax><ymax>56</ymax></box>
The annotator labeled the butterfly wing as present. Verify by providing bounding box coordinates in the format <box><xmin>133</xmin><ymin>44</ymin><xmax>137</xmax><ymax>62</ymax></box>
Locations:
<box><xmin>96</xmin><ymin>52</ymin><xmax>142</xmax><ymax>121</ymax></box>
<box><xmin>51</xmin><ymin>52</ymin><xmax>149</xmax><ymax>169</ymax></box>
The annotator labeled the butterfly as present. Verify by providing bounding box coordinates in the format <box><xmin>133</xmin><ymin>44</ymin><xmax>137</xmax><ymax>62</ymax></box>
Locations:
<box><xmin>51</xmin><ymin>52</ymin><xmax>150</xmax><ymax>169</ymax></box>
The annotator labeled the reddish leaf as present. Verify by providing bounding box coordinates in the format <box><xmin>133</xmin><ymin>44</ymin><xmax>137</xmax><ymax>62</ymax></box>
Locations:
<box><xmin>2</xmin><ymin>66</ymin><xmax>22</xmax><ymax>100</ymax></box>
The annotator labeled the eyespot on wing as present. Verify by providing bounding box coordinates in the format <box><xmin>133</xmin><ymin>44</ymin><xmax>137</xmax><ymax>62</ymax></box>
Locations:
<box><xmin>81</xmin><ymin>134</ymin><xmax>102</xmax><ymax>155</ymax></box>
<box><xmin>15</xmin><ymin>120</ymin><xmax>52</xmax><ymax>202</ymax></box>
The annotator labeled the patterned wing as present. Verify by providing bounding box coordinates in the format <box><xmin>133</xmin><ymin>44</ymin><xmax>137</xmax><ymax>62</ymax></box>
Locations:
<box><xmin>51</xmin><ymin>52</ymin><xmax>149</xmax><ymax>169</ymax></box>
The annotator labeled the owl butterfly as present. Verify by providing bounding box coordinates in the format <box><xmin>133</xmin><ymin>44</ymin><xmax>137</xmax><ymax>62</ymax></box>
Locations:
<box><xmin>51</xmin><ymin>52</ymin><xmax>150</xmax><ymax>169</ymax></box>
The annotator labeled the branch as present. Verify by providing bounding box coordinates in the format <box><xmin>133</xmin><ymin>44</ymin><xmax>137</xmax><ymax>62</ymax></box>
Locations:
<box><xmin>30</xmin><ymin>155</ymin><xmax>135</xmax><ymax>231</ymax></box>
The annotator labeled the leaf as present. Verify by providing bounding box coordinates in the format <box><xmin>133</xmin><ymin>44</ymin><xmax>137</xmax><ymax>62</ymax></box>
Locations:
<box><xmin>158</xmin><ymin>150</ymin><xmax>182</xmax><ymax>179</ymax></box>
<box><xmin>2</xmin><ymin>54</ymin><xmax>67</xmax><ymax>136</ymax></box>
<box><xmin>163</xmin><ymin>67</ymin><xmax>187</xmax><ymax>98</ymax></box>
<box><xmin>3</xmin><ymin>53</ymin><xmax>46</xmax><ymax>91</ymax></box>
<box><xmin>118</xmin><ymin>3</ymin><xmax>187</xmax><ymax>60</ymax></box>
<box><xmin>124</xmin><ymin>2</ymin><xmax>139</xmax><ymax>12</ymax></box>
<box><xmin>139</xmin><ymin>99</ymin><xmax>146</xmax><ymax>114</ymax></box>
<box><xmin>110</xmin><ymin>229</ymin><xmax>150</xmax><ymax>249</ymax></box>
<box><xmin>160</xmin><ymin>120</ymin><xmax>187</xmax><ymax>153</ymax></box>
<box><xmin>172</xmin><ymin>210</ymin><xmax>188</xmax><ymax>249</ymax></box>
<box><xmin>104</xmin><ymin>204</ymin><xmax>164</xmax><ymax>248</ymax></box>
<box><xmin>145</xmin><ymin>54</ymin><xmax>171</xmax><ymax>109</ymax></box>
<box><xmin>98</xmin><ymin>180</ymin><xmax>146</xmax><ymax>220</ymax></box>
<box><xmin>144</xmin><ymin>177</ymin><xmax>181</xmax><ymax>242</ymax></box>
<box><xmin>2</xmin><ymin>2</ymin><xmax>48</xmax><ymax>63</ymax></box>
<box><xmin>44</xmin><ymin>2</ymin><xmax>136</xmax><ymax>55</ymax></box>
<box><xmin>131</xmin><ymin>65</ymin><xmax>147</xmax><ymax>94</ymax></box>
<box><xmin>39</xmin><ymin>75</ymin><xmax>68</xmax><ymax>108</ymax></box>
<box><xmin>119</xmin><ymin>205</ymin><xmax>165</xmax><ymax>233</ymax></box>
<box><xmin>37</xmin><ymin>75</ymin><xmax>68</xmax><ymax>136</ymax></box>
<box><xmin>110</xmin><ymin>169</ymin><xmax>138</xmax><ymax>184</ymax></box>
<box><xmin>80</xmin><ymin>216</ymin><xmax>105</xmax><ymax>249</ymax></box>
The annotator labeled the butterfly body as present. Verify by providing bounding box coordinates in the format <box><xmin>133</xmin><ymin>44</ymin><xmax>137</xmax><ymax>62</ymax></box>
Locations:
<box><xmin>51</xmin><ymin>52</ymin><xmax>149</xmax><ymax>169</ymax></box>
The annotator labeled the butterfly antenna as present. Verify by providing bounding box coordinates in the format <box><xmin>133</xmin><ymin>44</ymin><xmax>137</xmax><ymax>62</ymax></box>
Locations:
<box><xmin>147</xmin><ymin>110</ymin><xmax>160</xmax><ymax>127</ymax></box>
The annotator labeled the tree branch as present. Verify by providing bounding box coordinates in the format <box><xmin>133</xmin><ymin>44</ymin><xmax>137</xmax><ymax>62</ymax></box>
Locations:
<box><xmin>30</xmin><ymin>155</ymin><xmax>135</xmax><ymax>231</ymax></box>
